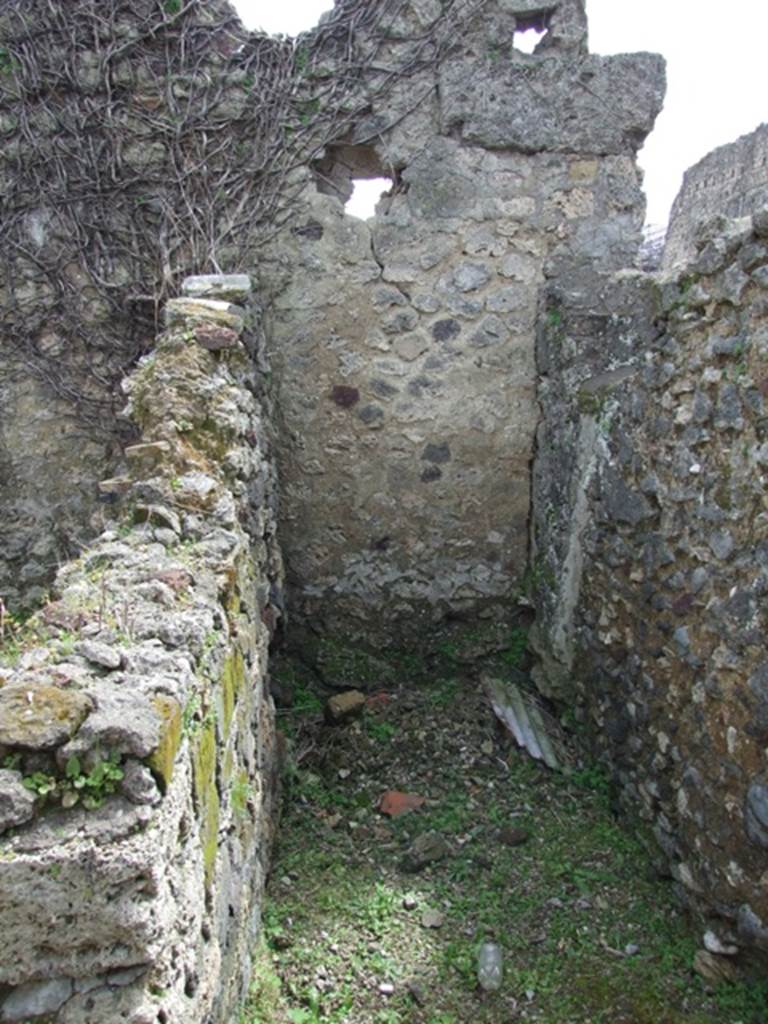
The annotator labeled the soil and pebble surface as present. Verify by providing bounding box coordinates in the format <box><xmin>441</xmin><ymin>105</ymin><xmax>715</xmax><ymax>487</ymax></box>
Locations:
<box><xmin>242</xmin><ymin>655</ymin><xmax>767</xmax><ymax>1024</ymax></box>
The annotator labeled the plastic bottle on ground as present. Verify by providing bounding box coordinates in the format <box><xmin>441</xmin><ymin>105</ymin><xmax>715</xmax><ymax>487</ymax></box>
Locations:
<box><xmin>477</xmin><ymin>941</ymin><xmax>503</xmax><ymax>991</ymax></box>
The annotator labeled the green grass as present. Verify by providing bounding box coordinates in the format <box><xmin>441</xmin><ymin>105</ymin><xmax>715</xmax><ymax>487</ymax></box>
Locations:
<box><xmin>243</xmin><ymin>660</ymin><xmax>766</xmax><ymax>1024</ymax></box>
<box><xmin>0</xmin><ymin>605</ymin><xmax>35</xmax><ymax>666</ymax></box>
<box><xmin>364</xmin><ymin>720</ymin><xmax>397</xmax><ymax>743</ymax></box>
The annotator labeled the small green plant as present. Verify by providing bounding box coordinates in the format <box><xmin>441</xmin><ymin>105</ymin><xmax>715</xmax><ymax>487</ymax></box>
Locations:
<box><xmin>731</xmin><ymin>359</ymin><xmax>748</xmax><ymax>380</ymax></box>
<box><xmin>23</xmin><ymin>752</ymin><xmax>124</xmax><ymax>810</ymax></box>
<box><xmin>373</xmin><ymin>1010</ymin><xmax>402</xmax><ymax>1024</ymax></box>
<box><xmin>182</xmin><ymin>693</ymin><xmax>201</xmax><ymax>737</ymax></box>
<box><xmin>293</xmin><ymin>45</ymin><xmax>310</xmax><ymax>74</ymax></box>
<box><xmin>22</xmin><ymin>771</ymin><xmax>58</xmax><ymax>799</ymax></box>
<box><xmin>57</xmin><ymin>631</ymin><xmax>77</xmax><ymax>656</ymax></box>
<box><xmin>357</xmin><ymin>882</ymin><xmax>398</xmax><ymax>934</ymax></box>
<box><xmin>0</xmin><ymin>47</ymin><xmax>18</xmax><ymax>75</ymax></box>
<box><xmin>436</xmin><ymin>637</ymin><xmax>460</xmax><ymax>663</ymax></box>
<box><xmin>365</xmin><ymin>720</ymin><xmax>397</xmax><ymax>743</ymax></box>
<box><xmin>291</xmin><ymin>680</ymin><xmax>323</xmax><ymax>716</ymax></box>
<box><xmin>296</xmin><ymin>98</ymin><xmax>321</xmax><ymax>127</ymax></box>
<box><xmin>577</xmin><ymin>388</ymin><xmax>605</xmax><ymax>416</ymax></box>
<box><xmin>0</xmin><ymin>600</ymin><xmax>30</xmax><ymax>665</ymax></box>
<box><xmin>500</xmin><ymin>625</ymin><xmax>528</xmax><ymax>670</ymax></box>
<box><xmin>163</xmin><ymin>0</ymin><xmax>181</xmax><ymax>14</ymax></box>
<box><xmin>287</xmin><ymin>1008</ymin><xmax>318</xmax><ymax>1024</ymax></box>
<box><xmin>2</xmin><ymin>752</ymin><xmax>22</xmax><ymax>771</ymax></box>
<box><xmin>569</xmin><ymin>760</ymin><xmax>612</xmax><ymax>799</ymax></box>
<box><xmin>231</xmin><ymin>774</ymin><xmax>252</xmax><ymax>819</ymax></box>
<box><xmin>428</xmin><ymin>676</ymin><xmax>459</xmax><ymax>706</ymax></box>
<box><xmin>286</xmin><ymin>986</ymin><xmax>325</xmax><ymax>1024</ymax></box>
<box><xmin>713</xmin><ymin>977</ymin><xmax>768</xmax><ymax>1020</ymax></box>
<box><xmin>522</xmin><ymin>558</ymin><xmax>555</xmax><ymax>596</ymax></box>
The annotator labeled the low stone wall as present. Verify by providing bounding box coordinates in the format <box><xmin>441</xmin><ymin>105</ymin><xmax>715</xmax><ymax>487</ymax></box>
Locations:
<box><xmin>0</xmin><ymin>277</ymin><xmax>283</xmax><ymax>1022</ymax></box>
<box><xmin>532</xmin><ymin>209</ymin><xmax>768</xmax><ymax>971</ymax></box>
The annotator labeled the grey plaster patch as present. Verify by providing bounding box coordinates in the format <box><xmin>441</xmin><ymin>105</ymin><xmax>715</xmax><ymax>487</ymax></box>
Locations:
<box><xmin>745</xmin><ymin>777</ymin><xmax>768</xmax><ymax>848</ymax></box>
<box><xmin>0</xmin><ymin>977</ymin><xmax>74</xmax><ymax>1022</ymax></box>
<box><xmin>0</xmin><ymin>771</ymin><xmax>37</xmax><ymax>835</ymax></box>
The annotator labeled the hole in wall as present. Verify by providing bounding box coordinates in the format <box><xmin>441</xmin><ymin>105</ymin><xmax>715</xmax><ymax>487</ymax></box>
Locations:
<box><xmin>513</xmin><ymin>12</ymin><xmax>549</xmax><ymax>53</ymax></box>
<box><xmin>513</xmin><ymin>26</ymin><xmax>548</xmax><ymax>52</ymax></box>
<box><xmin>313</xmin><ymin>144</ymin><xmax>396</xmax><ymax>218</ymax></box>
<box><xmin>346</xmin><ymin>177</ymin><xmax>393</xmax><ymax>220</ymax></box>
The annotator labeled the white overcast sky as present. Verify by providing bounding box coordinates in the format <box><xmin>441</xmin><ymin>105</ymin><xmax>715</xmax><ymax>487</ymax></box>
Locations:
<box><xmin>231</xmin><ymin>0</ymin><xmax>768</xmax><ymax>227</ymax></box>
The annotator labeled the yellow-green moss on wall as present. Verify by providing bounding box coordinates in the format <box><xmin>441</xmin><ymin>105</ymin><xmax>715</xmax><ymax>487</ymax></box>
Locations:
<box><xmin>201</xmin><ymin>783</ymin><xmax>220</xmax><ymax>887</ymax></box>
<box><xmin>147</xmin><ymin>695</ymin><xmax>182</xmax><ymax>789</ymax></box>
<box><xmin>221</xmin><ymin>648</ymin><xmax>245</xmax><ymax>738</ymax></box>
<box><xmin>193</xmin><ymin>717</ymin><xmax>219</xmax><ymax>888</ymax></box>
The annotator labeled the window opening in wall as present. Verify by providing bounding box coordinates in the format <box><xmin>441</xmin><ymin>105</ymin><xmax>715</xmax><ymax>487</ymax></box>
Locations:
<box><xmin>345</xmin><ymin>178</ymin><xmax>393</xmax><ymax>220</ymax></box>
<box><xmin>513</xmin><ymin>13</ymin><xmax>549</xmax><ymax>53</ymax></box>
<box><xmin>514</xmin><ymin>26</ymin><xmax>547</xmax><ymax>52</ymax></box>
<box><xmin>312</xmin><ymin>143</ymin><xmax>396</xmax><ymax>219</ymax></box>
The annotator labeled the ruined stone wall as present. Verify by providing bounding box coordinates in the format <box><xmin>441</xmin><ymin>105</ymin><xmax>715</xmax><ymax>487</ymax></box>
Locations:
<box><xmin>531</xmin><ymin>210</ymin><xmax>768</xmax><ymax>970</ymax></box>
<box><xmin>663</xmin><ymin>122</ymin><xmax>768</xmax><ymax>273</ymax></box>
<box><xmin>2</xmin><ymin>0</ymin><xmax>587</xmax><ymax>616</ymax></box>
<box><xmin>4</xmin><ymin>0</ymin><xmax>768</xmax><ymax>995</ymax></box>
<box><xmin>0</xmin><ymin>0</ymin><xmax>299</xmax><ymax>611</ymax></box>
<box><xmin>0</xmin><ymin>278</ymin><xmax>283</xmax><ymax>1023</ymax></box>
<box><xmin>260</xmin><ymin>0</ymin><xmax>664</xmax><ymax>648</ymax></box>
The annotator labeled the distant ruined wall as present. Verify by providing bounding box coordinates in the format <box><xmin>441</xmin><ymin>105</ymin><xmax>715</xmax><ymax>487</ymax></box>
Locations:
<box><xmin>532</xmin><ymin>210</ymin><xmax>768</xmax><ymax>971</ymax></box>
<box><xmin>260</xmin><ymin>0</ymin><xmax>664</xmax><ymax>646</ymax></box>
<box><xmin>0</xmin><ymin>279</ymin><xmax>283</xmax><ymax>1023</ymax></box>
<box><xmin>663</xmin><ymin>122</ymin><xmax>768</xmax><ymax>273</ymax></box>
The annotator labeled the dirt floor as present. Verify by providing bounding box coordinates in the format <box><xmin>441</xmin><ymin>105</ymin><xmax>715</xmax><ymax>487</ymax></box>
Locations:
<box><xmin>241</xmin><ymin>652</ymin><xmax>768</xmax><ymax>1024</ymax></box>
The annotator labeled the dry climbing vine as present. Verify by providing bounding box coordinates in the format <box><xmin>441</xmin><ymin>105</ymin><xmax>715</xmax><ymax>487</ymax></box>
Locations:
<box><xmin>0</xmin><ymin>0</ymin><xmax>491</xmax><ymax>431</ymax></box>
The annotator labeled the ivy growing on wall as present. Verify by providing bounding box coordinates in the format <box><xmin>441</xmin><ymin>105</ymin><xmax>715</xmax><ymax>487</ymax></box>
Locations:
<box><xmin>0</xmin><ymin>0</ymin><xmax>491</xmax><ymax>430</ymax></box>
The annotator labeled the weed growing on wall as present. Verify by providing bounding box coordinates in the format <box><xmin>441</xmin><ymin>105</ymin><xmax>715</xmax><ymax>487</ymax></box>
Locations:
<box><xmin>21</xmin><ymin>752</ymin><xmax>124</xmax><ymax>810</ymax></box>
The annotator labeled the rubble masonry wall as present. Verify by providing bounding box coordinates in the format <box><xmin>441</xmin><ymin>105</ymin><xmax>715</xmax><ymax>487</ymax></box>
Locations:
<box><xmin>532</xmin><ymin>210</ymin><xmax>768</xmax><ymax>969</ymax></box>
<box><xmin>0</xmin><ymin>277</ymin><xmax>283</xmax><ymax>1023</ymax></box>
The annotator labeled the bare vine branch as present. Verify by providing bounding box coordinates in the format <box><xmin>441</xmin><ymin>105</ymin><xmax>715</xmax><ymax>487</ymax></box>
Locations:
<box><xmin>0</xmin><ymin>0</ymin><xmax>490</xmax><ymax>432</ymax></box>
